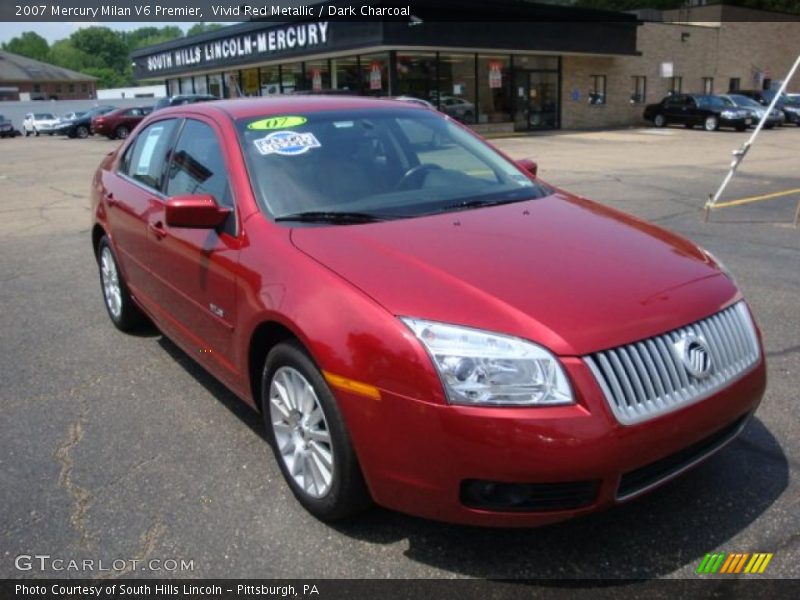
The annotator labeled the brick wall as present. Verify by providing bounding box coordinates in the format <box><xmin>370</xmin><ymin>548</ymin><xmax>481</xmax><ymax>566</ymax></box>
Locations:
<box><xmin>6</xmin><ymin>81</ymin><xmax>97</xmax><ymax>101</ymax></box>
<box><xmin>561</xmin><ymin>21</ymin><xmax>800</xmax><ymax>130</ymax></box>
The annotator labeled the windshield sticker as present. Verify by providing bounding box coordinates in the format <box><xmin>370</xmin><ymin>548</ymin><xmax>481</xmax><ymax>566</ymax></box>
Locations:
<box><xmin>247</xmin><ymin>116</ymin><xmax>307</xmax><ymax>130</ymax></box>
<box><xmin>254</xmin><ymin>131</ymin><xmax>321</xmax><ymax>156</ymax></box>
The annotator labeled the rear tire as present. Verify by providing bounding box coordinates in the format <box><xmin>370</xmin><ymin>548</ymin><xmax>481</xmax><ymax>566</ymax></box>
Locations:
<box><xmin>114</xmin><ymin>125</ymin><xmax>130</xmax><ymax>140</ymax></box>
<box><xmin>654</xmin><ymin>114</ymin><xmax>666</xmax><ymax>127</ymax></box>
<box><xmin>261</xmin><ymin>341</ymin><xmax>372</xmax><ymax>522</ymax></box>
<box><xmin>96</xmin><ymin>236</ymin><xmax>145</xmax><ymax>332</ymax></box>
<box><xmin>76</xmin><ymin>125</ymin><xmax>89</xmax><ymax>139</ymax></box>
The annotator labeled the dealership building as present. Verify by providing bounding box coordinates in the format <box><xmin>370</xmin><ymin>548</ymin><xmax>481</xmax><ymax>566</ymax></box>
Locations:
<box><xmin>132</xmin><ymin>1</ymin><xmax>800</xmax><ymax>132</ymax></box>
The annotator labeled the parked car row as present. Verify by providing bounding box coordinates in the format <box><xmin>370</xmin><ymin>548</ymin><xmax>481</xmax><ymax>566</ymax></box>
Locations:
<box><xmin>643</xmin><ymin>91</ymin><xmax>800</xmax><ymax>131</ymax></box>
<box><xmin>9</xmin><ymin>95</ymin><xmax>219</xmax><ymax>141</ymax></box>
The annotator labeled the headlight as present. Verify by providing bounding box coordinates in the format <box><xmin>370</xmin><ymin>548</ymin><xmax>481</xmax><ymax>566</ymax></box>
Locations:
<box><xmin>401</xmin><ymin>318</ymin><xmax>574</xmax><ymax>406</ymax></box>
<box><xmin>721</xmin><ymin>110</ymin><xmax>738</xmax><ymax>119</ymax></box>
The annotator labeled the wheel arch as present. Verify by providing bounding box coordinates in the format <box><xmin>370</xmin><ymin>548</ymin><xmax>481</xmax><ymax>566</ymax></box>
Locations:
<box><xmin>91</xmin><ymin>223</ymin><xmax>107</xmax><ymax>258</ymax></box>
<box><xmin>247</xmin><ymin>320</ymin><xmax>305</xmax><ymax>412</ymax></box>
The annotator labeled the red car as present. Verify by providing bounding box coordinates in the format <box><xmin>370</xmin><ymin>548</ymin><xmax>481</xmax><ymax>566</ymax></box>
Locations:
<box><xmin>91</xmin><ymin>97</ymin><xmax>766</xmax><ymax>527</ymax></box>
<box><xmin>92</xmin><ymin>106</ymin><xmax>153</xmax><ymax>140</ymax></box>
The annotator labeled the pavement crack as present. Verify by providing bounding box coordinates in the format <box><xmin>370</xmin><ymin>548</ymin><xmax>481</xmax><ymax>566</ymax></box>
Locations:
<box><xmin>54</xmin><ymin>421</ymin><xmax>96</xmax><ymax>549</ymax></box>
<box><xmin>766</xmin><ymin>344</ymin><xmax>800</xmax><ymax>359</ymax></box>
<box><xmin>96</xmin><ymin>518</ymin><xmax>167</xmax><ymax>579</ymax></box>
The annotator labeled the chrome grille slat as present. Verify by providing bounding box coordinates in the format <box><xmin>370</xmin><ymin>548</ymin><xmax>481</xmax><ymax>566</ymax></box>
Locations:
<box><xmin>585</xmin><ymin>301</ymin><xmax>760</xmax><ymax>425</ymax></box>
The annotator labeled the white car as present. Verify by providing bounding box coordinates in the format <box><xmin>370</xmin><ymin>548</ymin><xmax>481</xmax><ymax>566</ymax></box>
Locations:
<box><xmin>23</xmin><ymin>112</ymin><xmax>59</xmax><ymax>136</ymax></box>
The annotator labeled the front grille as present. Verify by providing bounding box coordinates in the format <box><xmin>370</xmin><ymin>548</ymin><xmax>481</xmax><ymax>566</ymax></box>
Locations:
<box><xmin>617</xmin><ymin>414</ymin><xmax>749</xmax><ymax>500</ymax></box>
<box><xmin>460</xmin><ymin>479</ymin><xmax>599</xmax><ymax>512</ymax></box>
<box><xmin>585</xmin><ymin>301</ymin><xmax>760</xmax><ymax>425</ymax></box>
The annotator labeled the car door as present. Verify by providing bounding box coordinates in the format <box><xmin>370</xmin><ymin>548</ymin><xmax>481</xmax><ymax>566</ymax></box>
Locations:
<box><xmin>146</xmin><ymin>116</ymin><xmax>241</xmax><ymax>381</ymax></box>
<box><xmin>661</xmin><ymin>96</ymin><xmax>684</xmax><ymax>124</ymax></box>
<box><xmin>684</xmin><ymin>96</ymin><xmax>704</xmax><ymax>126</ymax></box>
<box><xmin>102</xmin><ymin>118</ymin><xmax>181</xmax><ymax>303</ymax></box>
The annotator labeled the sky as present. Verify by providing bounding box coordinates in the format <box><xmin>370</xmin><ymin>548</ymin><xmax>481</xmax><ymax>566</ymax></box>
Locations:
<box><xmin>0</xmin><ymin>22</ymin><xmax>203</xmax><ymax>44</ymax></box>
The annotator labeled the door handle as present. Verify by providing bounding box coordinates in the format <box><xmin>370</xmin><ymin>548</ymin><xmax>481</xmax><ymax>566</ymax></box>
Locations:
<box><xmin>105</xmin><ymin>193</ymin><xmax>119</xmax><ymax>207</ymax></box>
<box><xmin>148</xmin><ymin>221</ymin><xmax>167</xmax><ymax>239</ymax></box>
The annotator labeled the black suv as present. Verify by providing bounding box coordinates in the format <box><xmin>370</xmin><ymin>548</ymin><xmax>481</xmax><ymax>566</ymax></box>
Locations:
<box><xmin>736</xmin><ymin>89</ymin><xmax>800</xmax><ymax>125</ymax></box>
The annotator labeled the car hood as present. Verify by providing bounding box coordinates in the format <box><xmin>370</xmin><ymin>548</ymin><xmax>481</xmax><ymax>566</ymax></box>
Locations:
<box><xmin>290</xmin><ymin>192</ymin><xmax>738</xmax><ymax>356</ymax></box>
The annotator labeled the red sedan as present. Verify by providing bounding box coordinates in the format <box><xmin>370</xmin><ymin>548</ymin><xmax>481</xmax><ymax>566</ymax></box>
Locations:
<box><xmin>92</xmin><ymin>106</ymin><xmax>153</xmax><ymax>140</ymax></box>
<box><xmin>91</xmin><ymin>97</ymin><xmax>765</xmax><ymax>526</ymax></box>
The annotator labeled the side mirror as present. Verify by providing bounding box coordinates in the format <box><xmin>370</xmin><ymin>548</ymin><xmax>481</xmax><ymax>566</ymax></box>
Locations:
<box><xmin>164</xmin><ymin>194</ymin><xmax>231</xmax><ymax>229</ymax></box>
<box><xmin>517</xmin><ymin>158</ymin><xmax>538</xmax><ymax>178</ymax></box>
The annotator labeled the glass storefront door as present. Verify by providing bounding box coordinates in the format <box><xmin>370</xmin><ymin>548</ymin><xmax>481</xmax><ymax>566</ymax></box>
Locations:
<box><xmin>514</xmin><ymin>69</ymin><xmax>560</xmax><ymax>130</ymax></box>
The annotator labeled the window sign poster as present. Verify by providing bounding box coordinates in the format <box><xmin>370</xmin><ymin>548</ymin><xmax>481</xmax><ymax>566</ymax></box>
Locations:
<box><xmin>369</xmin><ymin>62</ymin><xmax>382</xmax><ymax>90</ymax></box>
<box><xmin>489</xmin><ymin>62</ymin><xmax>502</xmax><ymax>88</ymax></box>
<box><xmin>135</xmin><ymin>126</ymin><xmax>163</xmax><ymax>176</ymax></box>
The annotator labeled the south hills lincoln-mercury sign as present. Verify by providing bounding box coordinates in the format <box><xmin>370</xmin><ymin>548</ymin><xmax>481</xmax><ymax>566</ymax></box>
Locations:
<box><xmin>144</xmin><ymin>22</ymin><xmax>331</xmax><ymax>74</ymax></box>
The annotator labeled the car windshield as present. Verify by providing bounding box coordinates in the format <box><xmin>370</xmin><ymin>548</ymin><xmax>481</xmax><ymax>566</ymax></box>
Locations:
<box><xmin>34</xmin><ymin>113</ymin><xmax>55</xmax><ymax>120</ymax></box>
<box><xmin>237</xmin><ymin>108</ymin><xmax>551</xmax><ymax>220</ymax></box>
<box><xmin>728</xmin><ymin>95</ymin><xmax>761</xmax><ymax>108</ymax></box>
<box><xmin>696</xmin><ymin>96</ymin><xmax>727</xmax><ymax>109</ymax></box>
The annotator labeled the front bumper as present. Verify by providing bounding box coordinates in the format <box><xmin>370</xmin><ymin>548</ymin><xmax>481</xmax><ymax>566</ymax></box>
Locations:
<box><xmin>337</xmin><ymin>355</ymin><xmax>766</xmax><ymax>526</ymax></box>
<box><xmin>720</xmin><ymin>116</ymin><xmax>751</xmax><ymax>128</ymax></box>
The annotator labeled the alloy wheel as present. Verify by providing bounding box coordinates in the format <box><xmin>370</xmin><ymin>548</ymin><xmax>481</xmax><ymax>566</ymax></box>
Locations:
<box><xmin>100</xmin><ymin>246</ymin><xmax>122</xmax><ymax>319</ymax></box>
<box><xmin>269</xmin><ymin>366</ymin><xmax>335</xmax><ymax>498</ymax></box>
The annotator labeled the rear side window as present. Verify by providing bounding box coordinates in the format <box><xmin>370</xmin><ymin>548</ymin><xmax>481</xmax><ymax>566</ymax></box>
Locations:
<box><xmin>119</xmin><ymin>119</ymin><xmax>179</xmax><ymax>191</ymax></box>
<box><xmin>165</xmin><ymin>119</ymin><xmax>232</xmax><ymax>207</ymax></box>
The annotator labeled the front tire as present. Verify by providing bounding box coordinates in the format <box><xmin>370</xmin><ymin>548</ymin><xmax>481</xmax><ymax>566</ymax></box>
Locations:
<box><xmin>704</xmin><ymin>116</ymin><xmax>719</xmax><ymax>131</ymax></box>
<box><xmin>653</xmin><ymin>114</ymin><xmax>666</xmax><ymax>127</ymax></box>
<box><xmin>114</xmin><ymin>125</ymin><xmax>130</xmax><ymax>140</ymax></box>
<box><xmin>75</xmin><ymin>125</ymin><xmax>89</xmax><ymax>139</ymax></box>
<box><xmin>96</xmin><ymin>236</ymin><xmax>144</xmax><ymax>332</ymax></box>
<box><xmin>261</xmin><ymin>341</ymin><xmax>371</xmax><ymax>521</ymax></box>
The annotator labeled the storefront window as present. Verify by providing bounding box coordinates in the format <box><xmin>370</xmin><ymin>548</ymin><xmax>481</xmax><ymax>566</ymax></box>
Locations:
<box><xmin>241</xmin><ymin>68</ymin><xmax>260</xmax><ymax>96</ymax></box>
<box><xmin>396</xmin><ymin>52</ymin><xmax>437</xmax><ymax>103</ymax></box>
<box><xmin>224</xmin><ymin>70</ymin><xmax>241</xmax><ymax>98</ymax></box>
<box><xmin>359</xmin><ymin>53</ymin><xmax>389</xmax><ymax>96</ymax></box>
<box><xmin>260</xmin><ymin>65</ymin><xmax>281</xmax><ymax>95</ymax></box>
<box><xmin>282</xmin><ymin>62</ymin><xmax>305</xmax><ymax>94</ymax></box>
<box><xmin>513</xmin><ymin>55</ymin><xmax>558</xmax><ymax>71</ymax></box>
<box><xmin>478</xmin><ymin>55</ymin><xmax>511</xmax><ymax>123</ymax></box>
<box><xmin>193</xmin><ymin>75</ymin><xmax>208</xmax><ymax>95</ymax></box>
<box><xmin>168</xmin><ymin>79</ymin><xmax>180</xmax><ymax>97</ymax></box>
<box><xmin>305</xmin><ymin>59</ymin><xmax>331</xmax><ymax>92</ymax></box>
<box><xmin>208</xmin><ymin>74</ymin><xmax>223</xmax><ymax>98</ymax></box>
<box><xmin>331</xmin><ymin>56</ymin><xmax>361</xmax><ymax>93</ymax></box>
<box><xmin>179</xmin><ymin>76</ymin><xmax>194</xmax><ymax>94</ymax></box>
<box><xmin>438</xmin><ymin>53</ymin><xmax>476</xmax><ymax>124</ymax></box>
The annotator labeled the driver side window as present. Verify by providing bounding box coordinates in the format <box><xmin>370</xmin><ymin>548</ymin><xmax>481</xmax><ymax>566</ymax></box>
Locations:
<box><xmin>165</xmin><ymin>119</ymin><xmax>232</xmax><ymax>208</ymax></box>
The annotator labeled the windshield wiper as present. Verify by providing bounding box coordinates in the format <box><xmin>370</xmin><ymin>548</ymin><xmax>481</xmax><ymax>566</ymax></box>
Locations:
<box><xmin>274</xmin><ymin>211</ymin><xmax>390</xmax><ymax>224</ymax></box>
<box><xmin>442</xmin><ymin>196</ymin><xmax>530</xmax><ymax>211</ymax></box>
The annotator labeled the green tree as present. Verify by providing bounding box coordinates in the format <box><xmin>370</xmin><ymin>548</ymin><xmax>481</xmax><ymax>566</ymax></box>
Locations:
<box><xmin>186</xmin><ymin>23</ymin><xmax>225</xmax><ymax>37</ymax></box>
<box><xmin>47</xmin><ymin>39</ymin><xmax>101</xmax><ymax>72</ymax></box>
<box><xmin>1</xmin><ymin>31</ymin><xmax>50</xmax><ymax>61</ymax></box>
<box><xmin>82</xmin><ymin>67</ymin><xmax>129</xmax><ymax>89</ymax></box>
<box><xmin>121</xmin><ymin>26</ymin><xmax>184</xmax><ymax>50</ymax></box>
<box><xmin>69</xmin><ymin>27</ymin><xmax>130</xmax><ymax>74</ymax></box>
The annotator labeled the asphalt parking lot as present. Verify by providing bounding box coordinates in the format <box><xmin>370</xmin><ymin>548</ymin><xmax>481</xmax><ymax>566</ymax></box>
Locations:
<box><xmin>1</xmin><ymin>125</ymin><xmax>798</xmax><ymax>580</ymax></box>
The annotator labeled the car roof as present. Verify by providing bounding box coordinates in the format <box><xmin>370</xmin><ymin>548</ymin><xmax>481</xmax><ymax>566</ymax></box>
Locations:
<box><xmin>156</xmin><ymin>96</ymin><xmax>428</xmax><ymax>121</ymax></box>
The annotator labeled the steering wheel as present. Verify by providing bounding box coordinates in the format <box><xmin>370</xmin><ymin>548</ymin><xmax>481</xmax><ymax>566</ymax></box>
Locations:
<box><xmin>393</xmin><ymin>163</ymin><xmax>443</xmax><ymax>191</ymax></box>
